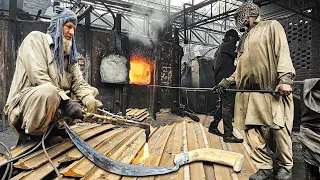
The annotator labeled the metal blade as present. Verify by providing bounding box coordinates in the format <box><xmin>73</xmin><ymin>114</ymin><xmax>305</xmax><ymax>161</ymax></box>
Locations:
<box><xmin>63</xmin><ymin>122</ymin><xmax>179</xmax><ymax>176</ymax></box>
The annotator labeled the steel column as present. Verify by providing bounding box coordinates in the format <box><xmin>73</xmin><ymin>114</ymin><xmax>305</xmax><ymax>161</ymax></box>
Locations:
<box><xmin>171</xmin><ymin>28</ymin><xmax>182</xmax><ymax>113</ymax></box>
<box><xmin>114</xmin><ymin>14</ymin><xmax>127</xmax><ymax>115</ymax></box>
<box><xmin>85</xmin><ymin>9</ymin><xmax>92</xmax><ymax>84</ymax></box>
<box><xmin>150</xmin><ymin>43</ymin><xmax>160</xmax><ymax>120</ymax></box>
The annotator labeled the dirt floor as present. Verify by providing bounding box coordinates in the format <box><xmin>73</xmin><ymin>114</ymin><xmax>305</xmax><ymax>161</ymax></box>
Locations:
<box><xmin>0</xmin><ymin>125</ymin><xmax>18</xmax><ymax>149</ymax></box>
<box><xmin>144</xmin><ymin>109</ymin><xmax>186</xmax><ymax>127</ymax></box>
<box><xmin>0</xmin><ymin>113</ymin><xmax>310</xmax><ymax>180</ymax></box>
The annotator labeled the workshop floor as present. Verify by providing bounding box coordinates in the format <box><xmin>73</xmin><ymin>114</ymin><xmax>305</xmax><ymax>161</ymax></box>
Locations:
<box><xmin>0</xmin><ymin>110</ymin><xmax>307</xmax><ymax>180</ymax></box>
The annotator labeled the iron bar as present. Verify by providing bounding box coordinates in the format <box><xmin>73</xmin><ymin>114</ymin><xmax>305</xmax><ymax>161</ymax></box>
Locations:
<box><xmin>122</xmin><ymin>15</ymin><xmax>144</xmax><ymax>33</ymax></box>
<box><xmin>85</xmin><ymin>6</ymin><xmax>92</xmax><ymax>84</ymax></box>
<box><xmin>190</xmin><ymin>30</ymin><xmax>206</xmax><ymax>44</ymax></box>
<box><xmin>172</xmin><ymin>0</ymin><xmax>220</xmax><ymax>20</ymax></box>
<box><xmin>91</xmin><ymin>11</ymin><xmax>113</xmax><ymax>27</ymax></box>
<box><xmin>273</xmin><ymin>1</ymin><xmax>320</xmax><ymax>23</ymax></box>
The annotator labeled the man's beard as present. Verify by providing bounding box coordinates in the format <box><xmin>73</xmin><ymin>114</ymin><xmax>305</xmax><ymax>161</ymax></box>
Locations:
<box><xmin>63</xmin><ymin>37</ymin><xmax>72</xmax><ymax>54</ymax></box>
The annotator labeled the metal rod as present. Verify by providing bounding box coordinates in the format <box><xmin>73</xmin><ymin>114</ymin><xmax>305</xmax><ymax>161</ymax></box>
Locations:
<box><xmin>95</xmin><ymin>108</ymin><xmax>150</xmax><ymax>142</ymax></box>
<box><xmin>224</xmin><ymin>89</ymin><xmax>276</xmax><ymax>93</ymax></box>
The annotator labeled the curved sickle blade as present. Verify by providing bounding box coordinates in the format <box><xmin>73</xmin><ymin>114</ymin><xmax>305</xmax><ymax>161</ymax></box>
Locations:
<box><xmin>64</xmin><ymin>122</ymin><xmax>179</xmax><ymax>176</ymax></box>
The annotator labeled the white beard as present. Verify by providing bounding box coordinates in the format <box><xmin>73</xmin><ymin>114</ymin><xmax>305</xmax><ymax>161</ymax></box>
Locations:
<box><xmin>63</xmin><ymin>37</ymin><xmax>72</xmax><ymax>54</ymax></box>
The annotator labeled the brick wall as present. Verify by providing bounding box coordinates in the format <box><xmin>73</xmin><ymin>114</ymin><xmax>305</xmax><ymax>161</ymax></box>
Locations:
<box><xmin>280</xmin><ymin>15</ymin><xmax>320</xmax><ymax>81</ymax></box>
<box><xmin>311</xmin><ymin>19</ymin><xmax>320</xmax><ymax>78</ymax></box>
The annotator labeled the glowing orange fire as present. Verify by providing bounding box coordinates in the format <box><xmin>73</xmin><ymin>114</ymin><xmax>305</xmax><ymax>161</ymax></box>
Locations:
<box><xmin>137</xmin><ymin>143</ymin><xmax>150</xmax><ymax>163</ymax></box>
<box><xmin>129</xmin><ymin>54</ymin><xmax>151</xmax><ymax>84</ymax></box>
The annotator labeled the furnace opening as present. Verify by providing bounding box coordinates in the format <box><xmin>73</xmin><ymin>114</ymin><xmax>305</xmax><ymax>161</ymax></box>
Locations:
<box><xmin>129</xmin><ymin>54</ymin><xmax>152</xmax><ymax>85</ymax></box>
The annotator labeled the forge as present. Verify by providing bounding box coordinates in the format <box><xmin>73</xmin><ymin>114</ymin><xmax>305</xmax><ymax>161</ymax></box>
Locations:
<box><xmin>129</xmin><ymin>53</ymin><xmax>153</xmax><ymax>85</ymax></box>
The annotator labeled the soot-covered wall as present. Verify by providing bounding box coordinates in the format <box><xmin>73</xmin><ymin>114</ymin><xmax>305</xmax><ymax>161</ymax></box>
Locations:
<box><xmin>1</xmin><ymin>19</ymin><xmax>178</xmax><ymax>120</ymax></box>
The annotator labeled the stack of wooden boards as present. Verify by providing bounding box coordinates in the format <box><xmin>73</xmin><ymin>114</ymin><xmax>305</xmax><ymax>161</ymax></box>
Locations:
<box><xmin>0</xmin><ymin>111</ymin><xmax>257</xmax><ymax>180</ymax></box>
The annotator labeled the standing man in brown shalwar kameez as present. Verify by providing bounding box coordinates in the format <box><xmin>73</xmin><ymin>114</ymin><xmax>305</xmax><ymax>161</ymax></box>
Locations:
<box><xmin>4</xmin><ymin>7</ymin><xmax>102</xmax><ymax>143</ymax></box>
<box><xmin>213</xmin><ymin>2</ymin><xmax>295</xmax><ymax>180</ymax></box>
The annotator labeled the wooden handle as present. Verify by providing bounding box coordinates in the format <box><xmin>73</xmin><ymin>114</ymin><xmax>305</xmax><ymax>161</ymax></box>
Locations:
<box><xmin>174</xmin><ymin>148</ymin><xmax>244</xmax><ymax>172</ymax></box>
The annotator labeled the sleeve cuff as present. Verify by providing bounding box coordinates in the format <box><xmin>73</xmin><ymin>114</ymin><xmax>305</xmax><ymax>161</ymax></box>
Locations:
<box><xmin>226</xmin><ymin>77</ymin><xmax>236</xmax><ymax>85</ymax></box>
<box><xmin>279</xmin><ymin>73</ymin><xmax>293</xmax><ymax>84</ymax></box>
<box><xmin>82</xmin><ymin>95</ymin><xmax>95</xmax><ymax>105</ymax></box>
<box><xmin>58</xmin><ymin>91</ymin><xmax>70</xmax><ymax>100</ymax></box>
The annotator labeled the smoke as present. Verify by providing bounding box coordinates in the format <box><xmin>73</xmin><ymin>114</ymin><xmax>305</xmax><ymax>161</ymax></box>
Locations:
<box><xmin>100</xmin><ymin>54</ymin><xmax>128</xmax><ymax>84</ymax></box>
<box><xmin>126</xmin><ymin>4</ymin><xmax>170</xmax><ymax>46</ymax></box>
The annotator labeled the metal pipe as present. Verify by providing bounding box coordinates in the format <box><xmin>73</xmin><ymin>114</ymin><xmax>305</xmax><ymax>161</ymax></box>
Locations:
<box><xmin>96</xmin><ymin>109</ymin><xmax>151</xmax><ymax>142</ymax></box>
<box><xmin>77</xmin><ymin>5</ymin><xmax>93</xmax><ymax>22</ymax></box>
<box><xmin>172</xmin><ymin>0</ymin><xmax>219</xmax><ymax>20</ymax></box>
<box><xmin>224</xmin><ymin>89</ymin><xmax>276</xmax><ymax>93</ymax></box>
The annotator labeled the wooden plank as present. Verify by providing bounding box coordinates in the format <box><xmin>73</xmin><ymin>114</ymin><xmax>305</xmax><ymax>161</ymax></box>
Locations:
<box><xmin>53</xmin><ymin>177</ymin><xmax>75</xmax><ymax>180</ymax></box>
<box><xmin>69</xmin><ymin>123</ymin><xmax>101</xmax><ymax>133</ymax></box>
<box><xmin>126</xmin><ymin>108</ymin><xmax>133</xmax><ymax>113</ymax></box>
<box><xmin>135</xmin><ymin>111</ymin><xmax>148</xmax><ymax>119</ymax></box>
<box><xmin>137</xmin><ymin>113</ymin><xmax>150</xmax><ymax>122</ymax></box>
<box><xmin>137</xmin><ymin>112</ymin><xmax>148</xmax><ymax>121</ymax></box>
<box><xmin>136</xmin><ymin>124</ymin><xmax>175</xmax><ymax>180</ymax></box>
<box><xmin>0</xmin><ymin>123</ymin><xmax>100</xmax><ymax>166</ymax></box>
<box><xmin>171</xmin><ymin>122</ymin><xmax>186</xmax><ymax>180</ymax></box>
<box><xmin>60</xmin><ymin>127</ymin><xmax>139</xmax><ymax>177</ymax></box>
<box><xmin>57</xmin><ymin>128</ymin><xmax>125</xmax><ymax>163</ymax></box>
<box><xmin>198</xmin><ymin>123</ymin><xmax>216</xmax><ymax>180</ymax></box>
<box><xmin>14</xmin><ymin>128</ymin><xmax>125</xmax><ymax>180</ymax></box>
<box><xmin>81</xmin><ymin>129</ymin><xmax>145</xmax><ymax>179</ymax></box>
<box><xmin>121</xmin><ymin>125</ymin><xmax>169</xmax><ymax>180</ymax></box>
<box><xmin>13</xmin><ymin>124</ymin><xmax>114</xmax><ymax>170</ymax></box>
<box><xmin>160</xmin><ymin>122</ymin><xmax>185</xmax><ymax>180</ymax></box>
<box><xmin>198</xmin><ymin>115</ymin><xmax>208</xmax><ymax>126</ymax></box>
<box><xmin>205</xmin><ymin>126</ymin><xmax>232</xmax><ymax>180</ymax></box>
<box><xmin>89</xmin><ymin>127</ymin><xmax>158</xmax><ymax>180</ymax></box>
<box><xmin>11</xmin><ymin>171</ymin><xmax>31</xmax><ymax>180</ymax></box>
<box><xmin>232</xmin><ymin>129</ymin><xmax>258</xmax><ymax>176</ymax></box>
<box><xmin>204</xmin><ymin>116</ymin><xmax>214</xmax><ymax>129</ymax></box>
<box><xmin>186</xmin><ymin>122</ymin><xmax>206</xmax><ymax>180</ymax></box>
<box><xmin>4</xmin><ymin>123</ymin><xmax>98</xmax><ymax>166</ymax></box>
<box><xmin>127</xmin><ymin>109</ymin><xmax>139</xmax><ymax>116</ymax></box>
<box><xmin>133</xmin><ymin>108</ymin><xmax>147</xmax><ymax>117</ymax></box>
<box><xmin>217</xmin><ymin>123</ymin><xmax>238</xmax><ymax>180</ymax></box>
<box><xmin>0</xmin><ymin>141</ymin><xmax>37</xmax><ymax>166</ymax></box>
<box><xmin>155</xmin><ymin>124</ymin><xmax>177</xmax><ymax>180</ymax></box>
<box><xmin>182</xmin><ymin>121</ymin><xmax>190</xmax><ymax>180</ymax></box>
<box><xmin>14</xmin><ymin>139</ymin><xmax>71</xmax><ymax>169</ymax></box>
<box><xmin>131</xmin><ymin>125</ymin><xmax>168</xmax><ymax>165</ymax></box>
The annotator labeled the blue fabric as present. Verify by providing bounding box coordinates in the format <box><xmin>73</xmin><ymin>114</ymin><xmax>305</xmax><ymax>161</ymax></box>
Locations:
<box><xmin>47</xmin><ymin>6</ymin><xmax>78</xmax><ymax>74</ymax></box>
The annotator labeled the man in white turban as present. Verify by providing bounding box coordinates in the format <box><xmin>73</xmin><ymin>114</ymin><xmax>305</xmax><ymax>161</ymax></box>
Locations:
<box><xmin>4</xmin><ymin>7</ymin><xmax>102</xmax><ymax>142</ymax></box>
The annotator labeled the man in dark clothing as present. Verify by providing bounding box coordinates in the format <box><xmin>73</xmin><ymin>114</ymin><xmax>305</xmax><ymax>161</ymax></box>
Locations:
<box><xmin>209</xmin><ymin>29</ymin><xmax>243</xmax><ymax>143</ymax></box>
<box><xmin>299</xmin><ymin>79</ymin><xmax>320</xmax><ymax>180</ymax></box>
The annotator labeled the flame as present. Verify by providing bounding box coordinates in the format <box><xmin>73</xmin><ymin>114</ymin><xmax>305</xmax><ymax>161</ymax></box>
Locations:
<box><xmin>129</xmin><ymin>55</ymin><xmax>151</xmax><ymax>84</ymax></box>
<box><xmin>137</xmin><ymin>143</ymin><xmax>150</xmax><ymax>163</ymax></box>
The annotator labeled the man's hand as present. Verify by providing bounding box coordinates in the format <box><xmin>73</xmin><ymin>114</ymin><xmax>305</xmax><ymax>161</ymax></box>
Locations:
<box><xmin>60</xmin><ymin>99</ymin><xmax>83</xmax><ymax>119</ymax></box>
<box><xmin>212</xmin><ymin>78</ymin><xmax>232</xmax><ymax>94</ymax></box>
<box><xmin>85</xmin><ymin>98</ymin><xmax>103</xmax><ymax>113</ymax></box>
<box><xmin>276</xmin><ymin>84</ymin><xmax>292</xmax><ymax>96</ymax></box>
